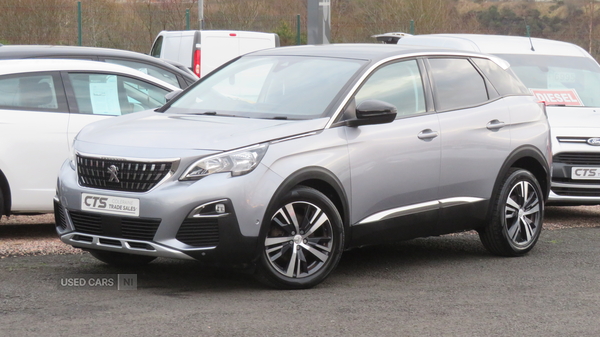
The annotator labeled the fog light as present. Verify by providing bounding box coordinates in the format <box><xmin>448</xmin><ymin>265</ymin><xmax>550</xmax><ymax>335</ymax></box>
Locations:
<box><xmin>215</xmin><ymin>203</ymin><xmax>226</xmax><ymax>214</ymax></box>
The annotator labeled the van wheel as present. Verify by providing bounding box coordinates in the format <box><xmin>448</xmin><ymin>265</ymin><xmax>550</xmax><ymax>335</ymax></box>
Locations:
<box><xmin>0</xmin><ymin>188</ymin><xmax>4</xmax><ymax>218</ymax></box>
<box><xmin>88</xmin><ymin>250</ymin><xmax>156</xmax><ymax>267</ymax></box>
<box><xmin>479</xmin><ymin>168</ymin><xmax>543</xmax><ymax>256</ymax></box>
<box><xmin>255</xmin><ymin>186</ymin><xmax>344</xmax><ymax>289</ymax></box>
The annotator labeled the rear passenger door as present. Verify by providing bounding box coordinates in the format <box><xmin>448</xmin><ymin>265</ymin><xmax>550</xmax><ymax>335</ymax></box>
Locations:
<box><xmin>426</xmin><ymin>57</ymin><xmax>512</xmax><ymax>231</ymax></box>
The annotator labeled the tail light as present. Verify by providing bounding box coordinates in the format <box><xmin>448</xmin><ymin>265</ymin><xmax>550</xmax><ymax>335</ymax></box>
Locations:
<box><xmin>193</xmin><ymin>49</ymin><xmax>201</xmax><ymax>77</ymax></box>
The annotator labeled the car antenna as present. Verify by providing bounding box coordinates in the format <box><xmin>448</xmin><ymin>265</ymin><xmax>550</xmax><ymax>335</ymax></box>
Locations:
<box><xmin>526</xmin><ymin>25</ymin><xmax>535</xmax><ymax>52</ymax></box>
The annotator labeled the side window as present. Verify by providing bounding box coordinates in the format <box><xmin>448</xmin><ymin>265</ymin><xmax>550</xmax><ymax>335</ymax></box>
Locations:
<box><xmin>354</xmin><ymin>59</ymin><xmax>426</xmax><ymax>117</ymax></box>
<box><xmin>0</xmin><ymin>73</ymin><xmax>63</xmax><ymax>111</ymax></box>
<box><xmin>472</xmin><ymin>58</ymin><xmax>530</xmax><ymax>96</ymax></box>
<box><xmin>150</xmin><ymin>36</ymin><xmax>163</xmax><ymax>58</ymax></box>
<box><xmin>68</xmin><ymin>73</ymin><xmax>169</xmax><ymax>116</ymax></box>
<box><xmin>105</xmin><ymin>59</ymin><xmax>181</xmax><ymax>88</ymax></box>
<box><xmin>428</xmin><ymin>58</ymin><xmax>489</xmax><ymax>111</ymax></box>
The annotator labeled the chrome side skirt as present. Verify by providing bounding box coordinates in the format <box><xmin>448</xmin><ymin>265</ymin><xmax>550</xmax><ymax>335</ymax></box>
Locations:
<box><xmin>356</xmin><ymin>197</ymin><xmax>485</xmax><ymax>225</ymax></box>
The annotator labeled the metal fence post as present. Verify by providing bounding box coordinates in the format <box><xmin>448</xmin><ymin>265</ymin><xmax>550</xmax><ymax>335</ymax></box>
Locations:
<box><xmin>296</xmin><ymin>14</ymin><xmax>301</xmax><ymax>45</ymax></box>
<box><xmin>78</xmin><ymin>1</ymin><xmax>82</xmax><ymax>46</ymax></box>
<box><xmin>186</xmin><ymin>9</ymin><xmax>190</xmax><ymax>30</ymax></box>
<box><xmin>410</xmin><ymin>20</ymin><xmax>414</xmax><ymax>35</ymax></box>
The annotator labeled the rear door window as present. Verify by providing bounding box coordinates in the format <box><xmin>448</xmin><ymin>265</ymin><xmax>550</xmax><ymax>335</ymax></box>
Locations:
<box><xmin>428</xmin><ymin>58</ymin><xmax>489</xmax><ymax>111</ymax></box>
<box><xmin>0</xmin><ymin>72</ymin><xmax>67</xmax><ymax>111</ymax></box>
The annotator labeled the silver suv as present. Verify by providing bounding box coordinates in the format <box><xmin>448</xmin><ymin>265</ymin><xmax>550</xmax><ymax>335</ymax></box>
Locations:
<box><xmin>55</xmin><ymin>44</ymin><xmax>551</xmax><ymax>289</ymax></box>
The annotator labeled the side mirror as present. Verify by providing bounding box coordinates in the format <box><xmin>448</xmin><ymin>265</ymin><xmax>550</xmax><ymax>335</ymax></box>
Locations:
<box><xmin>165</xmin><ymin>89</ymin><xmax>183</xmax><ymax>103</ymax></box>
<box><xmin>346</xmin><ymin>100</ymin><xmax>397</xmax><ymax>127</ymax></box>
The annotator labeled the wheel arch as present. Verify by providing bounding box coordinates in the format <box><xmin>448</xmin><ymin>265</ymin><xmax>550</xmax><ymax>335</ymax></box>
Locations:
<box><xmin>261</xmin><ymin>166</ymin><xmax>350</xmax><ymax>245</ymax></box>
<box><xmin>493</xmin><ymin>145</ymin><xmax>551</xmax><ymax>204</ymax></box>
<box><xmin>0</xmin><ymin>169</ymin><xmax>11</xmax><ymax>217</ymax></box>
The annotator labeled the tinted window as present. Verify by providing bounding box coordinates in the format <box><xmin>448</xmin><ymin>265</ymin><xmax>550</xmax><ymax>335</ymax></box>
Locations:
<box><xmin>150</xmin><ymin>36</ymin><xmax>163</xmax><ymax>58</ymax></box>
<box><xmin>428</xmin><ymin>58</ymin><xmax>488</xmax><ymax>111</ymax></box>
<box><xmin>105</xmin><ymin>58</ymin><xmax>180</xmax><ymax>88</ymax></box>
<box><xmin>0</xmin><ymin>73</ymin><xmax>65</xmax><ymax>111</ymax></box>
<box><xmin>68</xmin><ymin>73</ymin><xmax>169</xmax><ymax>115</ymax></box>
<box><xmin>355</xmin><ymin>60</ymin><xmax>426</xmax><ymax>117</ymax></box>
<box><xmin>472</xmin><ymin>58</ymin><xmax>529</xmax><ymax>96</ymax></box>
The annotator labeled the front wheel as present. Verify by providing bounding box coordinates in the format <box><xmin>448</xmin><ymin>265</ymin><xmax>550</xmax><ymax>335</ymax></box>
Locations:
<box><xmin>255</xmin><ymin>186</ymin><xmax>344</xmax><ymax>289</ymax></box>
<box><xmin>88</xmin><ymin>249</ymin><xmax>156</xmax><ymax>267</ymax></box>
<box><xmin>479</xmin><ymin>168</ymin><xmax>544</xmax><ymax>256</ymax></box>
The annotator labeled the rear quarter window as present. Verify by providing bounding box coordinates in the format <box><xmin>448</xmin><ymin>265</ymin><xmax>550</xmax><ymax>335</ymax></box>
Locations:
<box><xmin>472</xmin><ymin>58</ymin><xmax>530</xmax><ymax>96</ymax></box>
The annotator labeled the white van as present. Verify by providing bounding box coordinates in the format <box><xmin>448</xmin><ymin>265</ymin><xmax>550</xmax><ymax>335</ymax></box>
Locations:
<box><xmin>394</xmin><ymin>33</ymin><xmax>600</xmax><ymax>206</ymax></box>
<box><xmin>150</xmin><ymin>30</ymin><xmax>279</xmax><ymax>77</ymax></box>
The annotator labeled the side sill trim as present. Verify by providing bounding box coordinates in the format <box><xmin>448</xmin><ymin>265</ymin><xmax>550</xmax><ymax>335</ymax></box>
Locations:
<box><xmin>355</xmin><ymin>197</ymin><xmax>485</xmax><ymax>225</ymax></box>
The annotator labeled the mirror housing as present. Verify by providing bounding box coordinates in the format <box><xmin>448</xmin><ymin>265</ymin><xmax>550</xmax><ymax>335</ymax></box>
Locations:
<box><xmin>346</xmin><ymin>100</ymin><xmax>397</xmax><ymax>127</ymax></box>
<box><xmin>165</xmin><ymin>89</ymin><xmax>183</xmax><ymax>103</ymax></box>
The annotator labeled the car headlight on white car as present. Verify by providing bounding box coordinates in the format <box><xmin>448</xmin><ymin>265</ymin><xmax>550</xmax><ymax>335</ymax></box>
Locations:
<box><xmin>180</xmin><ymin>143</ymin><xmax>269</xmax><ymax>180</ymax></box>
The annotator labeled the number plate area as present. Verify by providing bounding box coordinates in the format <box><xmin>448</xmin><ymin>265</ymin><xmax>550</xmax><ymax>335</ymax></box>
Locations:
<box><xmin>571</xmin><ymin>167</ymin><xmax>600</xmax><ymax>180</ymax></box>
<box><xmin>81</xmin><ymin>193</ymin><xmax>140</xmax><ymax>216</ymax></box>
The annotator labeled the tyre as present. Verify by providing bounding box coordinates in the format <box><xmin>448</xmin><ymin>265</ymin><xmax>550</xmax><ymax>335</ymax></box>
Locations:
<box><xmin>479</xmin><ymin>168</ymin><xmax>544</xmax><ymax>256</ymax></box>
<box><xmin>0</xmin><ymin>188</ymin><xmax>4</xmax><ymax>218</ymax></box>
<box><xmin>89</xmin><ymin>249</ymin><xmax>156</xmax><ymax>267</ymax></box>
<box><xmin>255</xmin><ymin>186</ymin><xmax>344</xmax><ymax>289</ymax></box>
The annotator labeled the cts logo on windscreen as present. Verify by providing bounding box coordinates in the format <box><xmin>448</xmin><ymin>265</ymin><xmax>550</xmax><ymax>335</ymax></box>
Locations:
<box><xmin>81</xmin><ymin>193</ymin><xmax>140</xmax><ymax>216</ymax></box>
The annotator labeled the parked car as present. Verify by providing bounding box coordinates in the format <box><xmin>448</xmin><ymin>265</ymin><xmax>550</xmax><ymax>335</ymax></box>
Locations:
<box><xmin>0</xmin><ymin>44</ymin><xmax>198</xmax><ymax>89</ymax></box>
<box><xmin>54</xmin><ymin>44</ymin><xmax>551</xmax><ymax>289</ymax></box>
<box><xmin>394</xmin><ymin>33</ymin><xmax>600</xmax><ymax>206</ymax></box>
<box><xmin>150</xmin><ymin>30</ymin><xmax>279</xmax><ymax>77</ymax></box>
<box><xmin>0</xmin><ymin>59</ymin><xmax>178</xmax><ymax>218</ymax></box>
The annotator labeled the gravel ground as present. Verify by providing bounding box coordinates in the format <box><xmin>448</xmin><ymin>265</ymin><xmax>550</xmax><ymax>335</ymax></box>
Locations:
<box><xmin>1</xmin><ymin>205</ymin><xmax>598</xmax><ymax>259</ymax></box>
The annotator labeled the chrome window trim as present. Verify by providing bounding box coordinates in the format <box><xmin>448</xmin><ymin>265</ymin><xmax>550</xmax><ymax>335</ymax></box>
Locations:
<box><xmin>325</xmin><ymin>51</ymin><xmax>503</xmax><ymax>129</ymax></box>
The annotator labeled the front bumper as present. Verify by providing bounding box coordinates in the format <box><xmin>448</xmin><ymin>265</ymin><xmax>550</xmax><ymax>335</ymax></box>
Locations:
<box><xmin>54</xmin><ymin>157</ymin><xmax>283</xmax><ymax>267</ymax></box>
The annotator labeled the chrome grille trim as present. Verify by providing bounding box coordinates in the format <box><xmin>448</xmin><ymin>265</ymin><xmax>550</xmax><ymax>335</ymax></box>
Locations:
<box><xmin>76</xmin><ymin>153</ymin><xmax>179</xmax><ymax>193</ymax></box>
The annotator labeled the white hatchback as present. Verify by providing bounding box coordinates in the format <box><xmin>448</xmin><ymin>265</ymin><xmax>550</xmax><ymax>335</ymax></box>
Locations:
<box><xmin>395</xmin><ymin>34</ymin><xmax>600</xmax><ymax>205</ymax></box>
<box><xmin>0</xmin><ymin>59</ymin><xmax>177</xmax><ymax>217</ymax></box>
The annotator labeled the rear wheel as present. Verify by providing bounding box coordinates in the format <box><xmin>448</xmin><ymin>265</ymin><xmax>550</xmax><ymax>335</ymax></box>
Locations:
<box><xmin>479</xmin><ymin>168</ymin><xmax>544</xmax><ymax>256</ymax></box>
<box><xmin>88</xmin><ymin>250</ymin><xmax>156</xmax><ymax>267</ymax></box>
<box><xmin>255</xmin><ymin>186</ymin><xmax>344</xmax><ymax>289</ymax></box>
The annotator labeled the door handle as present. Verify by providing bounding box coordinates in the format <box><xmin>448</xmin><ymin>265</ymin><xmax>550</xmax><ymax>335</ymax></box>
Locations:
<box><xmin>418</xmin><ymin>129</ymin><xmax>439</xmax><ymax>140</ymax></box>
<box><xmin>486</xmin><ymin>119</ymin><xmax>506</xmax><ymax>131</ymax></box>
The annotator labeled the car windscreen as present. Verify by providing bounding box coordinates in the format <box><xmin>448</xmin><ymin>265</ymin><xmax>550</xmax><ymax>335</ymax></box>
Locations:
<box><xmin>497</xmin><ymin>53</ymin><xmax>600</xmax><ymax>107</ymax></box>
<box><xmin>166</xmin><ymin>55</ymin><xmax>366</xmax><ymax>119</ymax></box>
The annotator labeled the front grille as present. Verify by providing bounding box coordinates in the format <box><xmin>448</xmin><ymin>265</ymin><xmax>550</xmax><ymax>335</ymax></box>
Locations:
<box><xmin>554</xmin><ymin>153</ymin><xmax>600</xmax><ymax>166</ymax></box>
<box><xmin>176</xmin><ymin>218</ymin><xmax>219</xmax><ymax>247</ymax></box>
<box><xmin>77</xmin><ymin>155</ymin><xmax>173</xmax><ymax>192</ymax></box>
<box><xmin>54</xmin><ymin>200</ymin><xmax>67</xmax><ymax>230</ymax></box>
<box><xmin>552</xmin><ymin>187</ymin><xmax>600</xmax><ymax>197</ymax></box>
<box><xmin>69</xmin><ymin>210</ymin><xmax>161</xmax><ymax>241</ymax></box>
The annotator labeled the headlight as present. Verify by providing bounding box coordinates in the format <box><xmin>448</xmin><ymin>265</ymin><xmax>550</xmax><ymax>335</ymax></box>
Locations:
<box><xmin>180</xmin><ymin>143</ymin><xmax>269</xmax><ymax>180</ymax></box>
<box><xmin>69</xmin><ymin>147</ymin><xmax>77</xmax><ymax>171</ymax></box>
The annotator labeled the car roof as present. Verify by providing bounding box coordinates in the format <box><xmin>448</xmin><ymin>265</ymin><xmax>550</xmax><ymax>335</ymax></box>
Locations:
<box><xmin>396</xmin><ymin>34</ymin><xmax>591</xmax><ymax>57</ymax></box>
<box><xmin>0</xmin><ymin>44</ymin><xmax>197</xmax><ymax>80</ymax></box>
<box><xmin>249</xmin><ymin>43</ymin><xmax>510</xmax><ymax>68</ymax></box>
<box><xmin>0</xmin><ymin>59</ymin><xmax>179</xmax><ymax>90</ymax></box>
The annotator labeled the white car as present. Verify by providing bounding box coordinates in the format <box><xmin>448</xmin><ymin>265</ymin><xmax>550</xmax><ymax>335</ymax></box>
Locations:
<box><xmin>395</xmin><ymin>34</ymin><xmax>600</xmax><ymax>205</ymax></box>
<box><xmin>0</xmin><ymin>59</ymin><xmax>178</xmax><ymax>218</ymax></box>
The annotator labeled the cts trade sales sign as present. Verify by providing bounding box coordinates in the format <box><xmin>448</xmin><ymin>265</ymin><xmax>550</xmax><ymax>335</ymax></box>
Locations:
<box><xmin>530</xmin><ymin>88</ymin><xmax>583</xmax><ymax>106</ymax></box>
